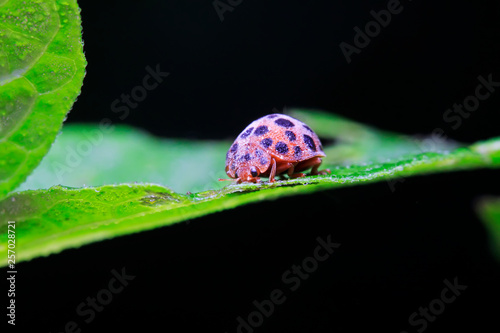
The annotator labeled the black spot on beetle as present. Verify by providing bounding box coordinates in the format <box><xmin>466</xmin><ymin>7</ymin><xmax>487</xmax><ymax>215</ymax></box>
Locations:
<box><xmin>303</xmin><ymin>134</ymin><xmax>317</xmax><ymax>151</ymax></box>
<box><xmin>260</xmin><ymin>157</ymin><xmax>269</xmax><ymax>165</ymax></box>
<box><xmin>260</xmin><ymin>138</ymin><xmax>273</xmax><ymax>148</ymax></box>
<box><xmin>302</xmin><ymin>124</ymin><xmax>314</xmax><ymax>133</ymax></box>
<box><xmin>230</xmin><ymin>143</ymin><xmax>238</xmax><ymax>153</ymax></box>
<box><xmin>254</xmin><ymin>125</ymin><xmax>269</xmax><ymax>136</ymax></box>
<box><xmin>240</xmin><ymin>127</ymin><xmax>254</xmax><ymax>139</ymax></box>
<box><xmin>231</xmin><ymin>163</ymin><xmax>236</xmax><ymax>170</ymax></box>
<box><xmin>294</xmin><ymin>146</ymin><xmax>302</xmax><ymax>157</ymax></box>
<box><xmin>275</xmin><ymin>141</ymin><xmax>289</xmax><ymax>154</ymax></box>
<box><xmin>240</xmin><ymin>153</ymin><xmax>252</xmax><ymax>161</ymax></box>
<box><xmin>267</xmin><ymin>114</ymin><xmax>279</xmax><ymax>119</ymax></box>
<box><xmin>254</xmin><ymin>149</ymin><xmax>263</xmax><ymax>157</ymax></box>
<box><xmin>275</xmin><ymin>118</ymin><xmax>295</xmax><ymax>128</ymax></box>
<box><xmin>285</xmin><ymin>130</ymin><xmax>296</xmax><ymax>141</ymax></box>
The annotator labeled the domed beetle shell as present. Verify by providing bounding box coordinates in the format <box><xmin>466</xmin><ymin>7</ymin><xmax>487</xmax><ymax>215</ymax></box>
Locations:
<box><xmin>221</xmin><ymin>113</ymin><xmax>330</xmax><ymax>183</ymax></box>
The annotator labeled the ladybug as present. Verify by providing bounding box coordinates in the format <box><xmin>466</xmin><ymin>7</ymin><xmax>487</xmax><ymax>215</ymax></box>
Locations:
<box><xmin>219</xmin><ymin>113</ymin><xmax>331</xmax><ymax>183</ymax></box>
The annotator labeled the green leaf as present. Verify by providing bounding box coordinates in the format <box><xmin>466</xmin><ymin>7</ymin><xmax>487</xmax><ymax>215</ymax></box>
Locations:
<box><xmin>16</xmin><ymin>124</ymin><xmax>231</xmax><ymax>194</ymax></box>
<box><xmin>16</xmin><ymin>109</ymin><xmax>459</xmax><ymax>194</ymax></box>
<box><xmin>291</xmin><ymin>109</ymin><xmax>460</xmax><ymax>165</ymax></box>
<box><xmin>1</xmin><ymin>133</ymin><xmax>499</xmax><ymax>266</ymax></box>
<box><xmin>476</xmin><ymin>197</ymin><xmax>500</xmax><ymax>261</ymax></box>
<box><xmin>0</xmin><ymin>0</ymin><xmax>86</xmax><ymax>200</ymax></box>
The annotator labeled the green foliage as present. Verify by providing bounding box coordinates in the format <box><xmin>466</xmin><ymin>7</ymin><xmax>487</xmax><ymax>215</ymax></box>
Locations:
<box><xmin>0</xmin><ymin>0</ymin><xmax>86</xmax><ymax>200</ymax></box>
<box><xmin>291</xmin><ymin>109</ymin><xmax>460</xmax><ymax>165</ymax></box>
<box><xmin>0</xmin><ymin>1</ymin><xmax>498</xmax><ymax>268</ymax></box>
<box><xmin>1</xmin><ymin>133</ymin><xmax>499</xmax><ymax>266</ymax></box>
<box><xmin>17</xmin><ymin>124</ymin><xmax>231</xmax><ymax>194</ymax></box>
<box><xmin>14</xmin><ymin>109</ymin><xmax>460</xmax><ymax>194</ymax></box>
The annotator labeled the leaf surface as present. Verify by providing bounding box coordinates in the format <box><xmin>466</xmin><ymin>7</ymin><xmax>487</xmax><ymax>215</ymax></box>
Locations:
<box><xmin>0</xmin><ymin>0</ymin><xmax>86</xmax><ymax>200</ymax></box>
<box><xmin>2</xmin><ymin>134</ymin><xmax>499</xmax><ymax>266</ymax></box>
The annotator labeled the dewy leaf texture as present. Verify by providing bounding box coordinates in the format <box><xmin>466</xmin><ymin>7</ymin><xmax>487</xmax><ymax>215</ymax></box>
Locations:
<box><xmin>0</xmin><ymin>0</ymin><xmax>86</xmax><ymax>200</ymax></box>
<box><xmin>1</xmin><ymin>130</ymin><xmax>499</xmax><ymax>266</ymax></box>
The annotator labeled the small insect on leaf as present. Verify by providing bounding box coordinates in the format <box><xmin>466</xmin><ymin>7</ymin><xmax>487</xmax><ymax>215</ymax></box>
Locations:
<box><xmin>221</xmin><ymin>113</ymin><xmax>331</xmax><ymax>184</ymax></box>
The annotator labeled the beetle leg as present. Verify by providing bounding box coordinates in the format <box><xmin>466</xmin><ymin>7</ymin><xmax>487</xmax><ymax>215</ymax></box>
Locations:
<box><xmin>268</xmin><ymin>158</ymin><xmax>277</xmax><ymax>182</ymax></box>
<box><xmin>295</xmin><ymin>157</ymin><xmax>331</xmax><ymax>175</ymax></box>
<box><xmin>287</xmin><ymin>164</ymin><xmax>306</xmax><ymax>179</ymax></box>
<box><xmin>309</xmin><ymin>157</ymin><xmax>331</xmax><ymax>175</ymax></box>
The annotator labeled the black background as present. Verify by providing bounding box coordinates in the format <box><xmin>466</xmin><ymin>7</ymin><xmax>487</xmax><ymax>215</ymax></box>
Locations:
<box><xmin>7</xmin><ymin>0</ymin><xmax>500</xmax><ymax>332</ymax></box>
